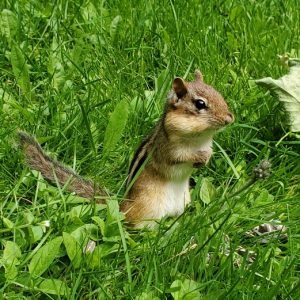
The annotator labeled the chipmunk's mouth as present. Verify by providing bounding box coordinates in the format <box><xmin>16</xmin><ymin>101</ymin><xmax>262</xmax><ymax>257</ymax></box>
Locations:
<box><xmin>209</xmin><ymin>122</ymin><xmax>227</xmax><ymax>131</ymax></box>
<box><xmin>210</xmin><ymin>117</ymin><xmax>233</xmax><ymax>130</ymax></box>
<box><xmin>210</xmin><ymin>112</ymin><xmax>234</xmax><ymax>130</ymax></box>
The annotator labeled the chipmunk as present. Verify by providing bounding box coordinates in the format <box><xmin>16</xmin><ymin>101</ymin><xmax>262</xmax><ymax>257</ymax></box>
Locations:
<box><xmin>19</xmin><ymin>70</ymin><xmax>233</xmax><ymax>228</ymax></box>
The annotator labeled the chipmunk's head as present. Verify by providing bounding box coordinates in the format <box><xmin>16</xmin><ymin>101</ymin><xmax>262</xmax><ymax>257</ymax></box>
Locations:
<box><xmin>164</xmin><ymin>69</ymin><xmax>233</xmax><ymax>137</ymax></box>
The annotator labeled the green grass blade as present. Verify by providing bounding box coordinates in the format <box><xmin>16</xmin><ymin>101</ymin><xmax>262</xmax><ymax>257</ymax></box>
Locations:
<box><xmin>103</xmin><ymin>100</ymin><xmax>129</xmax><ymax>157</ymax></box>
<box><xmin>10</xmin><ymin>44</ymin><xmax>32</xmax><ymax>100</ymax></box>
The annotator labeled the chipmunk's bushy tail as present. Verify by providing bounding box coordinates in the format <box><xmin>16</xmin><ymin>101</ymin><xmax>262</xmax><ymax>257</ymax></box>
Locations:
<box><xmin>18</xmin><ymin>131</ymin><xmax>107</xmax><ymax>200</ymax></box>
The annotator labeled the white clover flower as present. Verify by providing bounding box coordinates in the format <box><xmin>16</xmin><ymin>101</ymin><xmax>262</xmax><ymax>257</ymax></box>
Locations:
<box><xmin>84</xmin><ymin>240</ymin><xmax>96</xmax><ymax>254</ymax></box>
<box><xmin>39</xmin><ymin>220</ymin><xmax>51</xmax><ymax>232</ymax></box>
<box><xmin>40</xmin><ymin>220</ymin><xmax>51</xmax><ymax>227</ymax></box>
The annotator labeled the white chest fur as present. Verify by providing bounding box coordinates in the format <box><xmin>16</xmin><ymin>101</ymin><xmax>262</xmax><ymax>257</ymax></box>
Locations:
<box><xmin>159</xmin><ymin>179</ymin><xmax>190</xmax><ymax>218</ymax></box>
<box><xmin>155</xmin><ymin>135</ymin><xmax>213</xmax><ymax>219</ymax></box>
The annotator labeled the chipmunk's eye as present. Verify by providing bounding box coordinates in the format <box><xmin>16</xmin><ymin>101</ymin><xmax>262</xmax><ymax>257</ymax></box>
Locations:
<box><xmin>195</xmin><ymin>99</ymin><xmax>207</xmax><ymax>110</ymax></box>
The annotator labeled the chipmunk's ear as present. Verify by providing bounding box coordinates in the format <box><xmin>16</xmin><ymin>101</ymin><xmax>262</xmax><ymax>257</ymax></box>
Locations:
<box><xmin>173</xmin><ymin>77</ymin><xmax>187</xmax><ymax>99</ymax></box>
<box><xmin>194</xmin><ymin>69</ymin><xmax>204</xmax><ymax>82</ymax></box>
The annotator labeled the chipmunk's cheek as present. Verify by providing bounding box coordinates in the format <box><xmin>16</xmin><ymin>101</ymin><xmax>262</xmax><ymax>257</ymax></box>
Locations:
<box><xmin>164</xmin><ymin>112</ymin><xmax>188</xmax><ymax>134</ymax></box>
<box><xmin>165</xmin><ymin>112</ymin><xmax>210</xmax><ymax>135</ymax></box>
<box><xmin>188</xmin><ymin>117</ymin><xmax>210</xmax><ymax>133</ymax></box>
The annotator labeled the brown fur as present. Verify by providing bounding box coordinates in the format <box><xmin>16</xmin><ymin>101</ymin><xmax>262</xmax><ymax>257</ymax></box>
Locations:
<box><xmin>19</xmin><ymin>70</ymin><xmax>233</xmax><ymax>227</ymax></box>
<box><xmin>18</xmin><ymin>132</ymin><xmax>107</xmax><ymax>200</ymax></box>
<box><xmin>121</xmin><ymin>70</ymin><xmax>233</xmax><ymax>226</ymax></box>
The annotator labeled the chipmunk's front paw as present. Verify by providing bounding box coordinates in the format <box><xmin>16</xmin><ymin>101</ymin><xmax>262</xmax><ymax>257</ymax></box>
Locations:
<box><xmin>193</xmin><ymin>150</ymin><xmax>211</xmax><ymax>166</ymax></box>
<box><xmin>193</xmin><ymin>162</ymin><xmax>205</xmax><ymax>168</ymax></box>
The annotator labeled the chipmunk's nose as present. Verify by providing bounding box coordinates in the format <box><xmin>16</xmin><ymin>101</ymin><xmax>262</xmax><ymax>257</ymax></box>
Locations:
<box><xmin>224</xmin><ymin>112</ymin><xmax>234</xmax><ymax>124</ymax></box>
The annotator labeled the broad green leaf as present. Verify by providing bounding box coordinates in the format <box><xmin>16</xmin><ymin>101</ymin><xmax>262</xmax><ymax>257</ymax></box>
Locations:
<box><xmin>202</xmin><ymin>290</ymin><xmax>225</xmax><ymax>300</ymax></box>
<box><xmin>136</xmin><ymin>292</ymin><xmax>160</xmax><ymax>300</ymax></box>
<box><xmin>156</xmin><ymin>69</ymin><xmax>171</xmax><ymax>96</ymax></box>
<box><xmin>28</xmin><ymin>226</ymin><xmax>44</xmax><ymax>244</ymax></box>
<box><xmin>70</xmin><ymin>41</ymin><xmax>83</xmax><ymax>67</ymax></box>
<box><xmin>107</xmin><ymin>199</ymin><xmax>123</xmax><ymax>223</ymax></box>
<box><xmin>86</xmin><ymin>245</ymin><xmax>102</xmax><ymax>269</ymax></box>
<box><xmin>170</xmin><ymin>279</ymin><xmax>200</xmax><ymax>300</ymax></box>
<box><xmin>80</xmin><ymin>1</ymin><xmax>98</xmax><ymax>22</ymax></box>
<box><xmin>12</xmin><ymin>272</ymin><xmax>31</xmax><ymax>287</ymax></box>
<box><xmin>102</xmin><ymin>199</ymin><xmax>125</xmax><ymax>241</ymax></box>
<box><xmin>144</xmin><ymin>90</ymin><xmax>157</xmax><ymax>115</ymax></box>
<box><xmin>0</xmin><ymin>241</ymin><xmax>21</xmax><ymax>280</ymax></box>
<box><xmin>37</xmin><ymin>279</ymin><xmax>70</xmax><ymax>296</ymax></box>
<box><xmin>98</xmin><ymin>243</ymin><xmax>119</xmax><ymax>257</ymax></box>
<box><xmin>14</xmin><ymin>229</ymin><xmax>26</xmax><ymax>248</ymax></box>
<box><xmin>2</xmin><ymin>217</ymin><xmax>14</xmax><ymax>228</ymax></box>
<box><xmin>85</xmin><ymin>243</ymin><xmax>119</xmax><ymax>269</ymax></box>
<box><xmin>0</xmin><ymin>88</ymin><xmax>15</xmax><ymax>112</ymax></box>
<box><xmin>110</xmin><ymin>15</ymin><xmax>122</xmax><ymax>41</ymax></box>
<box><xmin>69</xmin><ymin>204</ymin><xmax>106</xmax><ymax>220</ymax></box>
<box><xmin>22</xmin><ymin>211</ymin><xmax>35</xmax><ymax>224</ymax></box>
<box><xmin>0</xmin><ymin>9</ymin><xmax>17</xmax><ymax>45</ymax></box>
<box><xmin>71</xmin><ymin>224</ymin><xmax>100</xmax><ymax>246</ymax></box>
<box><xmin>11</xmin><ymin>44</ymin><xmax>32</xmax><ymax>100</ymax></box>
<box><xmin>63</xmin><ymin>232</ymin><xmax>82</xmax><ymax>268</ymax></box>
<box><xmin>256</xmin><ymin>58</ymin><xmax>300</xmax><ymax>132</ymax></box>
<box><xmin>103</xmin><ymin>100</ymin><xmax>129</xmax><ymax>156</ymax></box>
<box><xmin>3</xmin><ymin>97</ymin><xmax>34</xmax><ymax>123</ymax></box>
<box><xmin>47</xmin><ymin>38</ymin><xmax>58</xmax><ymax>75</ymax></box>
<box><xmin>29</xmin><ymin>237</ymin><xmax>63</xmax><ymax>277</ymax></box>
<box><xmin>92</xmin><ymin>216</ymin><xmax>106</xmax><ymax>236</ymax></box>
<box><xmin>199</xmin><ymin>178</ymin><xmax>216</xmax><ymax>204</ymax></box>
<box><xmin>69</xmin><ymin>204</ymin><xmax>93</xmax><ymax>219</ymax></box>
<box><xmin>255</xmin><ymin>188</ymin><xmax>274</xmax><ymax>205</ymax></box>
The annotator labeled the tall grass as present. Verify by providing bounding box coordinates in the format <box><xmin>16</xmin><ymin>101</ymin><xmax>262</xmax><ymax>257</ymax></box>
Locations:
<box><xmin>0</xmin><ymin>0</ymin><xmax>299</xmax><ymax>298</ymax></box>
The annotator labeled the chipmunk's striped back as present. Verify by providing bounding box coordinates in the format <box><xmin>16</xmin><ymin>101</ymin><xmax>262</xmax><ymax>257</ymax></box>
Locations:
<box><xmin>126</xmin><ymin>121</ymin><xmax>164</xmax><ymax>186</ymax></box>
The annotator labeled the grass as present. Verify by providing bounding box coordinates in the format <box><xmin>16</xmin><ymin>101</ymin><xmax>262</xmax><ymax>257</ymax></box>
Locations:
<box><xmin>0</xmin><ymin>0</ymin><xmax>300</xmax><ymax>298</ymax></box>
